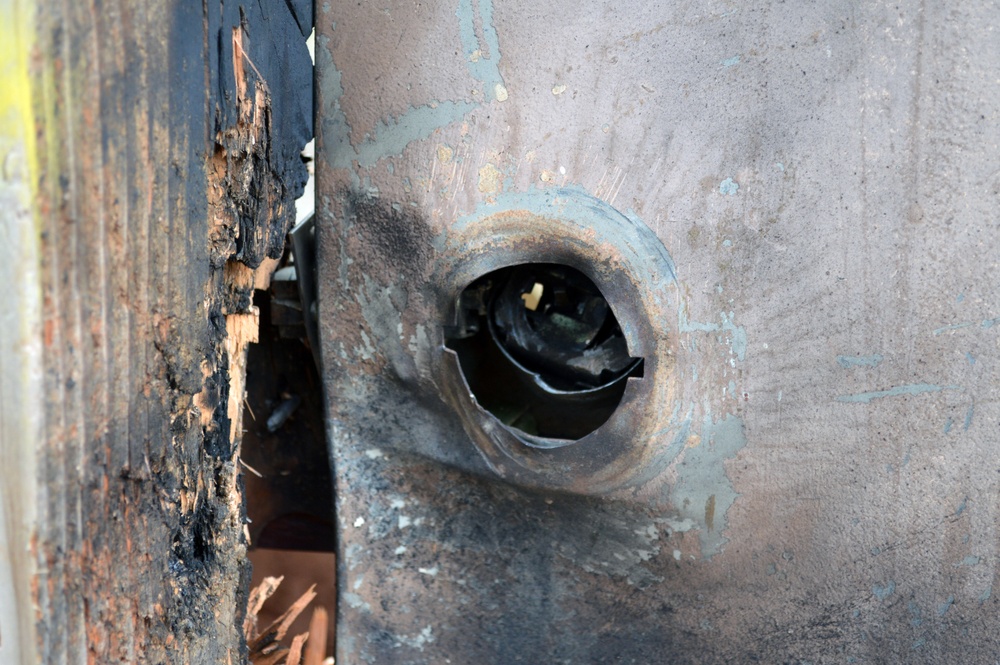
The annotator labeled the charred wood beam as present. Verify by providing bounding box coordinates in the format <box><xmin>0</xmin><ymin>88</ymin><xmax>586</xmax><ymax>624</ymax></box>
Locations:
<box><xmin>1</xmin><ymin>0</ymin><xmax>312</xmax><ymax>661</ymax></box>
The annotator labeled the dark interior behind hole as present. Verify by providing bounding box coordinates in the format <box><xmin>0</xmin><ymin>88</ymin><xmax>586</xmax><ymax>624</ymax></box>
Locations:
<box><xmin>446</xmin><ymin>264</ymin><xmax>643</xmax><ymax>441</ymax></box>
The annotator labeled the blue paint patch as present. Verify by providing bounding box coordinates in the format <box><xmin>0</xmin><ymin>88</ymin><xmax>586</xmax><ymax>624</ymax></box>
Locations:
<box><xmin>966</xmin><ymin>352</ymin><xmax>976</xmax><ymax>365</ymax></box>
<box><xmin>908</xmin><ymin>602</ymin><xmax>923</xmax><ymax>627</ymax></box>
<box><xmin>316</xmin><ymin>36</ymin><xmax>356</xmax><ymax>168</ymax></box>
<box><xmin>836</xmin><ymin>384</ymin><xmax>958</xmax><ymax>404</ymax></box>
<box><xmin>981</xmin><ymin>586</ymin><xmax>992</xmax><ymax>603</ymax></box>
<box><xmin>932</xmin><ymin>317</ymin><xmax>1000</xmax><ymax>334</ymax></box>
<box><xmin>722</xmin><ymin>238</ymin><xmax>732</xmax><ymax>247</ymax></box>
<box><xmin>678</xmin><ymin>304</ymin><xmax>747</xmax><ymax>361</ymax></box>
<box><xmin>719</xmin><ymin>177</ymin><xmax>739</xmax><ymax>195</ymax></box>
<box><xmin>775</xmin><ymin>162</ymin><xmax>785</xmax><ymax>171</ymax></box>
<box><xmin>353</xmin><ymin>102</ymin><xmax>478</xmax><ymax>168</ymax></box>
<box><xmin>837</xmin><ymin>354</ymin><xmax>884</xmax><ymax>369</ymax></box>
<box><xmin>872</xmin><ymin>581</ymin><xmax>896</xmax><ymax>600</ymax></box>
<box><xmin>318</xmin><ymin>37</ymin><xmax>478</xmax><ymax>169</ymax></box>
<box><xmin>670</xmin><ymin>414</ymin><xmax>747</xmax><ymax>558</ymax></box>
<box><xmin>963</xmin><ymin>404</ymin><xmax>974</xmax><ymax>430</ymax></box>
<box><xmin>943</xmin><ymin>418</ymin><xmax>953</xmax><ymax>434</ymax></box>
<box><xmin>956</xmin><ymin>555</ymin><xmax>980</xmax><ymax>567</ymax></box>
<box><xmin>933</xmin><ymin>321</ymin><xmax>975</xmax><ymax>335</ymax></box>
<box><xmin>957</xmin><ymin>293</ymin><xmax>965</xmax><ymax>302</ymax></box>
<box><xmin>912</xmin><ymin>637</ymin><xmax>926</xmax><ymax>650</ymax></box>
<box><xmin>937</xmin><ymin>596</ymin><xmax>954</xmax><ymax>616</ymax></box>
<box><xmin>457</xmin><ymin>0</ymin><xmax>506</xmax><ymax>99</ymax></box>
<box><xmin>955</xmin><ymin>497</ymin><xmax>968</xmax><ymax>515</ymax></box>
<box><xmin>720</xmin><ymin>55</ymin><xmax>741</xmax><ymax>68</ymax></box>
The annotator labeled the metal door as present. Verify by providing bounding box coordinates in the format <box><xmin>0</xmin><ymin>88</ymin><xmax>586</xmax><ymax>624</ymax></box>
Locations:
<box><xmin>316</xmin><ymin>2</ymin><xmax>1000</xmax><ymax>662</ymax></box>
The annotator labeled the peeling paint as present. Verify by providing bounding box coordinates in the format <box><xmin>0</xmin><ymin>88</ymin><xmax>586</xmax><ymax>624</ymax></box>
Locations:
<box><xmin>351</xmin><ymin>102</ymin><xmax>478</xmax><ymax>169</ymax></box>
<box><xmin>837</xmin><ymin>354</ymin><xmax>883</xmax><ymax>368</ymax></box>
<box><xmin>437</xmin><ymin>144</ymin><xmax>455</xmax><ymax>164</ymax></box>
<box><xmin>396</xmin><ymin>625</ymin><xmax>435</xmax><ymax>651</ymax></box>
<box><xmin>678</xmin><ymin>302</ymin><xmax>748</xmax><ymax>361</ymax></box>
<box><xmin>836</xmin><ymin>384</ymin><xmax>959</xmax><ymax>404</ymax></box>
<box><xmin>344</xmin><ymin>592</ymin><xmax>371</xmax><ymax>611</ymax></box>
<box><xmin>477</xmin><ymin>163</ymin><xmax>502</xmax><ymax>194</ymax></box>
<box><xmin>719</xmin><ymin>177</ymin><xmax>739</xmax><ymax>195</ymax></box>
<box><xmin>669</xmin><ymin>414</ymin><xmax>747</xmax><ymax>557</ymax></box>
<box><xmin>872</xmin><ymin>582</ymin><xmax>896</xmax><ymax>600</ymax></box>
<box><xmin>316</xmin><ymin>35</ymin><xmax>354</xmax><ymax>168</ymax></box>
<box><xmin>456</xmin><ymin>0</ymin><xmax>506</xmax><ymax>100</ymax></box>
<box><xmin>937</xmin><ymin>596</ymin><xmax>954</xmax><ymax>616</ymax></box>
<box><xmin>553</xmin><ymin>504</ymin><xmax>664</xmax><ymax>587</ymax></box>
<box><xmin>933</xmin><ymin>317</ymin><xmax>1000</xmax><ymax>334</ymax></box>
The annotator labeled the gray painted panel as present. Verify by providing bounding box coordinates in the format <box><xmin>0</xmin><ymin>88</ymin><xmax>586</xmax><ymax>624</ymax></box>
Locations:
<box><xmin>317</xmin><ymin>2</ymin><xmax>1000</xmax><ymax>662</ymax></box>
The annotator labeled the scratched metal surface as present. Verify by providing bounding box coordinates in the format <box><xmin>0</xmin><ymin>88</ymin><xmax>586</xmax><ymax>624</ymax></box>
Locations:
<box><xmin>315</xmin><ymin>1</ymin><xmax>1000</xmax><ymax>662</ymax></box>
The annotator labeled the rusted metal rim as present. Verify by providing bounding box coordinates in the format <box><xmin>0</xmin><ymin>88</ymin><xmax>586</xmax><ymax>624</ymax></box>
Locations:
<box><xmin>432</xmin><ymin>187</ymin><xmax>690</xmax><ymax>494</ymax></box>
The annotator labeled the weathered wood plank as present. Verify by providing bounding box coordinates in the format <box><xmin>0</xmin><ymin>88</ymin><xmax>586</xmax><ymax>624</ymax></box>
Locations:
<box><xmin>1</xmin><ymin>0</ymin><xmax>312</xmax><ymax>661</ymax></box>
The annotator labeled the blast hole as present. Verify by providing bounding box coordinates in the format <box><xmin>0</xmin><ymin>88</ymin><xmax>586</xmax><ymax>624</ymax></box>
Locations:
<box><xmin>446</xmin><ymin>263</ymin><xmax>643</xmax><ymax>441</ymax></box>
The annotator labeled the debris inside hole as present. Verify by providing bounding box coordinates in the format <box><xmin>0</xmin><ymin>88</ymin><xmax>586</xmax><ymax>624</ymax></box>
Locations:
<box><xmin>446</xmin><ymin>264</ymin><xmax>643</xmax><ymax>441</ymax></box>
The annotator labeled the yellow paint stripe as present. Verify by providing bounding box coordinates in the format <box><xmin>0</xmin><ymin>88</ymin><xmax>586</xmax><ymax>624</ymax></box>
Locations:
<box><xmin>0</xmin><ymin>3</ymin><xmax>40</xmax><ymax>663</ymax></box>
<box><xmin>0</xmin><ymin>0</ymin><xmax>37</xmax><ymax>202</ymax></box>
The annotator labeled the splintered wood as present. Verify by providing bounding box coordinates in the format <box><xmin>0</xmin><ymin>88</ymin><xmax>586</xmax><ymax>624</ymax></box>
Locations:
<box><xmin>246</xmin><ymin>577</ymin><xmax>331</xmax><ymax>665</ymax></box>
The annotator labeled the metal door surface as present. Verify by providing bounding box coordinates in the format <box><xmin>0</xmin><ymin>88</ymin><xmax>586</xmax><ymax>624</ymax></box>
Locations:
<box><xmin>315</xmin><ymin>2</ymin><xmax>1000</xmax><ymax>662</ymax></box>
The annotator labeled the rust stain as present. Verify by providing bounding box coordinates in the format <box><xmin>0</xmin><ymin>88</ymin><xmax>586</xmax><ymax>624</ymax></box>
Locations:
<box><xmin>44</xmin><ymin>316</ymin><xmax>55</xmax><ymax>346</ymax></box>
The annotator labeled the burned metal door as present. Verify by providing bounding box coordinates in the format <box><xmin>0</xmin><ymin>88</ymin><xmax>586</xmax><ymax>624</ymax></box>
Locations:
<box><xmin>315</xmin><ymin>1</ymin><xmax>1000</xmax><ymax>662</ymax></box>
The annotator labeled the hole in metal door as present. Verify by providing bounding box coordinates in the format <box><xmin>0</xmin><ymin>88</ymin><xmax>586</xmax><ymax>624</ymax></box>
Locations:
<box><xmin>445</xmin><ymin>263</ymin><xmax>643</xmax><ymax>441</ymax></box>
